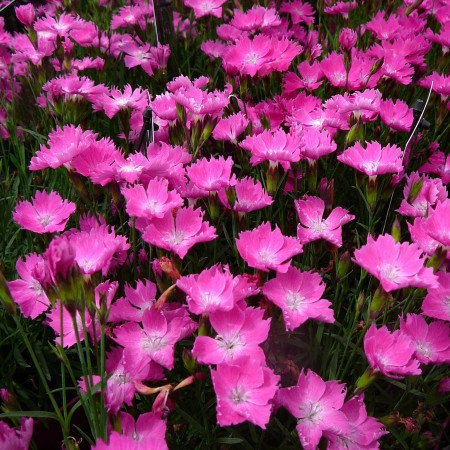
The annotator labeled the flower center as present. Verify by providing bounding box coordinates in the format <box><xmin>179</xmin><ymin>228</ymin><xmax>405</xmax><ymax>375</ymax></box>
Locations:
<box><xmin>246</xmin><ymin>52</ymin><xmax>259</xmax><ymax>65</ymax></box>
<box><xmin>258</xmin><ymin>250</ymin><xmax>273</xmax><ymax>263</ymax></box>
<box><xmin>416</xmin><ymin>341</ymin><xmax>432</xmax><ymax>359</ymax></box>
<box><xmin>231</xmin><ymin>385</ymin><xmax>247</xmax><ymax>404</ymax></box>
<box><xmin>285</xmin><ymin>290</ymin><xmax>305</xmax><ymax>311</ymax></box>
<box><xmin>299</xmin><ymin>401</ymin><xmax>323</xmax><ymax>425</ymax></box>
<box><xmin>38</xmin><ymin>214</ymin><xmax>53</xmax><ymax>228</ymax></box>
<box><xmin>380</xmin><ymin>263</ymin><xmax>401</xmax><ymax>283</ymax></box>
<box><xmin>216</xmin><ymin>332</ymin><xmax>243</xmax><ymax>357</ymax></box>
<box><xmin>166</xmin><ymin>230</ymin><xmax>185</xmax><ymax>246</ymax></box>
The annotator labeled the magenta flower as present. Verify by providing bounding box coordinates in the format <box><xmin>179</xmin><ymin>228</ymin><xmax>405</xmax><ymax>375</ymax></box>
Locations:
<box><xmin>193</xmin><ymin>305</ymin><xmax>270</xmax><ymax>364</ymax></box>
<box><xmin>143</xmin><ymin>206</ymin><xmax>217</xmax><ymax>259</ymax></box>
<box><xmin>279</xmin><ymin>1</ymin><xmax>315</xmax><ymax>25</ymax></box>
<box><xmin>400</xmin><ymin>314</ymin><xmax>450</xmax><ymax>365</ymax></box>
<box><xmin>277</xmin><ymin>369</ymin><xmax>349</xmax><ymax>450</ymax></box>
<box><xmin>419</xmin><ymin>150</ymin><xmax>450</xmax><ymax>184</ymax></box>
<box><xmin>13</xmin><ymin>190</ymin><xmax>75</xmax><ymax>234</ymax></box>
<box><xmin>187</xmin><ymin>156</ymin><xmax>236</xmax><ymax>192</ymax></box>
<box><xmin>114</xmin><ymin>308</ymin><xmax>186</xmax><ymax>371</ymax></box>
<box><xmin>236</xmin><ymin>222</ymin><xmax>303</xmax><ymax>273</ymax></box>
<box><xmin>96</xmin><ymin>84</ymin><xmax>148</xmax><ymax>119</ymax></box>
<box><xmin>212</xmin><ymin>112</ymin><xmax>249</xmax><ymax>144</ymax></box>
<box><xmin>176</xmin><ymin>264</ymin><xmax>235</xmax><ymax>314</ymax></box>
<box><xmin>240</xmin><ymin>129</ymin><xmax>302</xmax><ymax>170</ymax></box>
<box><xmin>211</xmin><ymin>359</ymin><xmax>280</xmax><ymax>428</ymax></box>
<box><xmin>0</xmin><ymin>417</ymin><xmax>33</xmax><ymax>450</ymax></box>
<box><xmin>122</xmin><ymin>178</ymin><xmax>183</xmax><ymax>221</ymax></box>
<box><xmin>184</xmin><ymin>0</ymin><xmax>226</xmax><ymax>18</ymax></box>
<box><xmin>339</xmin><ymin>28</ymin><xmax>357</xmax><ymax>51</ymax></box>
<box><xmin>353</xmin><ymin>234</ymin><xmax>438</xmax><ymax>292</ymax></box>
<box><xmin>337</xmin><ymin>141</ymin><xmax>403</xmax><ymax>177</ymax></box>
<box><xmin>426</xmin><ymin>199</ymin><xmax>450</xmax><ymax>247</ymax></box>
<box><xmin>295</xmin><ymin>196</ymin><xmax>354</xmax><ymax>247</ymax></box>
<box><xmin>284</xmin><ymin>61</ymin><xmax>324</xmax><ymax>93</ymax></box>
<box><xmin>407</xmin><ymin>217</ymin><xmax>441</xmax><ymax>258</ymax></box>
<box><xmin>218</xmin><ymin>176</ymin><xmax>273</xmax><ymax>213</ymax></box>
<box><xmin>151</xmin><ymin>92</ymin><xmax>177</xmax><ymax>124</ymax></box>
<box><xmin>380</xmin><ymin>98</ymin><xmax>413</xmax><ymax>132</ymax></box>
<box><xmin>15</xmin><ymin>4</ymin><xmax>35</xmax><ymax>27</ymax></box>
<box><xmin>29</xmin><ymin>125</ymin><xmax>97</xmax><ymax>171</ymax></box>
<box><xmin>262</xmin><ymin>266</ymin><xmax>334</xmax><ymax>331</ymax></box>
<box><xmin>422</xmin><ymin>272</ymin><xmax>450</xmax><ymax>322</ymax></box>
<box><xmin>321</xmin><ymin>52</ymin><xmax>347</xmax><ymax>87</ymax></box>
<box><xmin>300</xmin><ymin>128</ymin><xmax>337</xmax><ymax>162</ymax></box>
<box><xmin>8</xmin><ymin>253</ymin><xmax>50</xmax><ymax>319</ymax></box>
<box><xmin>325</xmin><ymin>394</ymin><xmax>387</xmax><ymax>449</ymax></box>
<box><xmin>324</xmin><ymin>0</ymin><xmax>358</xmax><ymax>18</ymax></box>
<box><xmin>363</xmin><ymin>323</ymin><xmax>421</xmax><ymax>379</ymax></box>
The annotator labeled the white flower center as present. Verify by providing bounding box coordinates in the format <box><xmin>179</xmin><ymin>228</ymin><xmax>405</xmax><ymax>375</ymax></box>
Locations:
<box><xmin>285</xmin><ymin>290</ymin><xmax>305</xmax><ymax>311</ymax></box>
<box><xmin>380</xmin><ymin>263</ymin><xmax>400</xmax><ymax>283</ymax></box>
<box><xmin>38</xmin><ymin>214</ymin><xmax>53</xmax><ymax>227</ymax></box>
<box><xmin>231</xmin><ymin>385</ymin><xmax>247</xmax><ymax>404</ymax></box>
<box><xmin>246</xmin><ymin>52</ymin><xmax>259</xmax><ymax>65</ymax></box>
<box><xmin>299</xmin><ymin>401</ymin><xmax>323</xmax><ymax>425</ymax></box>
<box><xmin>166</xmin><ymin>230</ymin><xmax>185</xmax><ymax>246</ymax></box>
<box><xmin>216</xmin><ymin>332</ymin><xmax>243</xmax><ymax>357</ymax></box>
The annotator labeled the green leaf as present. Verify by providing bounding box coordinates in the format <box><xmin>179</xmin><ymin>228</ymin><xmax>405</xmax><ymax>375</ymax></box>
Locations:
<box><xmin>0</xmin><ymin>411</ymin><xmax>57</xmax><ymax>420</ymax></box>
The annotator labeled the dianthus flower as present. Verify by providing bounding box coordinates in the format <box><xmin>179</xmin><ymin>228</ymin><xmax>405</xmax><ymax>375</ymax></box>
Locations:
<box><xmin>363</xmin><ymin>323</ymin><xmax>421</xmax><ymax>379</ymax></box>
<box><xmin>143</xmin><ymin>206</ymin><xmax>216</xmax><ymax>259</ymax></box>
<box><xmin>324</xmin><ymin>0</ymin><xmax>358</xmax><ymax>18</ymax></box>
<box><xmin>353</xmin><ymin>234</ymin><xmax>438</xmax><ymax>292</ymax></box>
<box><xmin>184</xmin><ymin>0</ymin><xmax>227</xmax><ymax>18</ymax></box>
<box><xmin>277</xmin><ymin>369</ymin><xmax>349</xmax><ymax>450</ymax></box>
<box><xmin>151</xmin><ymin>92</ymin><xmax>177</xmax><ymax>124</ymax></box>
<box><xmin>212</xmin><ymin>112</ymin><xmax>249</xmax><ymax>143</ymax></box>
<box><xmin>262</xmin><ymin>266</ymin><xmax>334</xmax><ymax>331</ymax></box>
<box><xmin>96</xmin><ymin>84</ymin><xmax>148</xmax><ymax>119</ymax></box>
<box><xmin>211</xmin><ymin>359</ymin><xmax>280</xmax><ymax>428</ymax></box>
<box><xmin>295</xmin><ymin>196</ymin><xmax>354</xmax><ymax>247</ymax></box>
<box><xmin>193</xmin><ymin>305</ymin><xmax>270</xmax><ymax>364</ymax></box>
<box><xmin>419</xmin><ymin>150</ymin><xmax>450</xmax><ymax>184</ymax></box>
<box><xmin>0</xmin><ymin>417</ymin><xmax>33</xmax><ymax>450</ymax></box>
<box><xmin>380</xmin><ymin>98</ymin><xmax>413</xmax><ymax>132</ymax></box>
<box><xmin>425</xmin><ymin>199</ymin><xmax>450</xmax><ymax>247</ymax></box>
<box><xmin>187</xmin><ymin>155</ymin><xmax>235</xmax><ymax>192</ymax></box>
<box><xmin>300</xmin><ymin>128</ymin><xmax>337</xmax><ymax>161</ymax></box>
<box><xmin>236</xmin><ymin>222</ymin><xmax>303</xmax><ymax>273</ymax></box>
<box><xmin>422</xmin><ymin>272</ymin><xmax>450</xmax><ymax>322</ymax></box>
<box><xmin>13</xmin><ymin>190</ymin><xmax>75</xmax><ymax>234</ymax></box>
<box><xmin>419</xmin><ymin>72</ymin><xmax>450</xmax><ymax>101</ymax></box>
<box><xmin>407</xmin><ymin>217</ymin><xmax>441</xmax><ymax>258</ymax></box>
<box><xmin>337</xmin><ymin>141</ymin><xmax>403</xmax><ymax>177</ymax></box>
<box><xmin>279</xmin><ymin>0</ymin><xmax>315</xmax><ymax>25</ymax></box>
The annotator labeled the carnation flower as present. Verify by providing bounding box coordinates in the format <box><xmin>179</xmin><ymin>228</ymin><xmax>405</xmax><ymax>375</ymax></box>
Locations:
<box><xmin>277</xmin><ymin>369</ymin><xmax>349</xmax><ymax>450</ymax></box>
<box><xmin>380</xmin><ymin>98</ymin><xmax>413</xmax><ymax>132</ymax></box>
<box><xmin>300</xmin><ymin>128</ymin><xmax>337</xmax><ymax>161</ymax></box>
<box><xmin>13</xmin><ymin>190</ymin><xmax>75</xmax><ymax>234</ymax></box>
<box><xmin>187</xmin><ymin>155</ymin><xmax>236</xmax><ymax>192</ymax></box>
<box><xmin>418</xmin><ymin>150</ymin><xmax>450</xmax><ymax>184</ymax></box>
<box><xmin>262</xmin><ymin>266</ymin><xmax>334</xmax><ymax>331</ymax></box>
<box><xmin>236</xmin><ymin>222</ymin><xmax>303</xmax><ymax>273</ymax></box>
<box><xmin>339</xmin><ymin>28</ymin><xmax>357</xmax><ymax>51</ymax></box>
<box><xmin>426</xmin><ymin>199</ymin><xmax>450</xmax><ymax>247</ymax></box>
<box><xmin>143</xmin><ymin>206</ymin><xmax>216</xmax><ymax>259</ymax></box>
<box><xmin>184</xmin><ymin>0</ymin><xmax>227</xmax><ymax>19</ymax></box>
<box><xmin>422</xmin><ymin>272</ymin><xmax>450</xmax><ymax>322</ymax></box>
<box><xmin>96</xmin><ymin>84</ymin><xmax>148</xmax><ymax>119</ymax></box>
<box><xmin>337</xmin><ymin>141</ymin><xmax>403</xmax><ymax>177</ymax></box>
<box><xmin>279</xmin><ymin>0</ymin><xmax>315</xmax><ymax>25</ymax></box>
<box><xmin>363</xmin><ymin>323</ymin><xmax>421</xmax><ymax>379</ymax></box>
<box><xmin>0</xmin><ymin>418</ymin><xmax>33</xmax><ymax>450</ymax></box>
<box><xmin>212</xmin><ymin>112</ymin><xmax>249</xmax><ymax>143</ymax></box>
<box><xmin>211</xmin><ymin>359</ymin><xmax>279</xmax><ymax>428</ymax></box>
<box><xmin>324</xmin><ymin>0</ymin><xmax>358</xmax><ymax>18</ymax></box>
<box><xmin>353</xmin><ymin>234</ymin><xmax>438</xmax><ymax>292</ymax></box>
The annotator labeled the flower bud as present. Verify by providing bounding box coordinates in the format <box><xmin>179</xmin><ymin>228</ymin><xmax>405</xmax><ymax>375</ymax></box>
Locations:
<box><xmin>182</xmin><ymin>349</ymin><xmax>196</xmax><ymax>374</ymax></box>
<box><xmin>0</xmin><ymin>269</ymin><xmax>16</xmax><ymax>315</ymax></box>
<box><xmin>339</xmin><ymin>28</ymin><xmax>357</xmax><ymax>52</ymax></box>
<box><xmin>391</xmin><ymin>217</ymin><xmax>401</xmax><ymax>243</ymax></box>
<box><xmin>15</xmin><ymin>4</ymin><xmax>35</xmax><ymax>27</ymax></box>
<box><xmin>46</xmin><ymin>236</ymin><xmax>76</xmax><ymax>283</ymax></box>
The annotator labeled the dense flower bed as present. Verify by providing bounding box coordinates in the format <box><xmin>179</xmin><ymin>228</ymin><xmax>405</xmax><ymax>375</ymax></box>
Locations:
<box><xmin>0</xmin><ymin>0</ymin><xmax>449</xmax><ymax>448</ymax></box>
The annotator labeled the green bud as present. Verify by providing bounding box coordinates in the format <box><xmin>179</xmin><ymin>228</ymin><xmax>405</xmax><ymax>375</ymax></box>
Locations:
<box><xmin>182</xmin><ymin>349</ymin><xmax>196</xmax><ymax>374</ymax></box>
<box><xmin>391</xmin><ymin>217</ymin><xmax>401</xmax><ymax>243</ymax></box>
<box><xmin>369</xmin><ymin>284</ymin><xmax>387</xmax><ymax>320</ymax></box>
<box><xmin>407</xmin><ymin>178</ymin><xmax>423</xmax><ymax>204</ymax></box>
<box><xmin>337</xmin><ymin>250</ymin><xmax>351</xmax><ymax>280</ymax></box>
<box><xmin>354</xmin><ymin>367</ymin><xmax>378</xmax><ymax>394</ymax></box>
<box><xmin>0</xmin><ymin>269</ymin><xmax>16</xmax><ymax>316</ymax></box>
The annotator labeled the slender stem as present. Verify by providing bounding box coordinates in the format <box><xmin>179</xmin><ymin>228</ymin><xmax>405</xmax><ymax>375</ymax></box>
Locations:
<box><xmin>100</xmin><ymin>323</ymin><xmax>107</xmax><ymax>440</ymax></box>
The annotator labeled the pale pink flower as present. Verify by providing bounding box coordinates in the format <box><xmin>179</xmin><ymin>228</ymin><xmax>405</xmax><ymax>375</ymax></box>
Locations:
<box><xmin>201</xmin><ymin>40</ymin><xmax>227</xmax><ymax>60</ymax></box>
<box><xmin>212</xmin><ymin>112</ymin><xmax>249</xmax><ymax>144</ymax></box>
<box><xmin>236</xmin><ymin>222</ymin><xmax>303</xmax><ymax>273</ymax></box>
<box><xmin>143</xmin><ymin>206</ymin><xmax>216</xmax><ymax>259</ymax></box>
<box><xmin>8</xmin><ymin>254</ymin><xmax>50</xmax><ymax>319</ymax></box>
<box><xmin>419</xmin><ymin>150</ymin><xmax>450</xmax><ymax>184</ymax></box>
<box><xmin>325</xmin><ymin>394</ymin><xmax>387</xmax><ymax>450</ymax></box>
<box><xmin>337</xmin><ymin>141</ymin><xmax>403</xmax><ymax>177</ymax></box>
<box><xmin>279</xmin><ymin>1</ymin><xmax>315</xmax><ymax>25</ymax></box>
<box><xmin>262</xmin><ymin>266</ymin><xmax>334</xmax><ymax>331</ymax></box>
<box><xmin>184</xmin><ymin>0</ymin><xmax>226</xmax><ymax>18</ymax></box>
<box><xmin>29</xmin><ymin>125</ymin><xmax>98</xmax><ymax>170</ymax></box>
<box><xmin>210</xmin><ymin>359</ymin><xmax>280</xmax><ymax>428</ymax></box>
<box><xmin>363</xmin><ymin>323</ymin><xmax>421</xmax><ymax>379</ymax></box>
<box><xmin>400</xmin><ymin>314</ymin><xmax>450</xmax><ymax>365</ymax></box>
<box><xmin>187</xmin><ymin>156</ymin><xmax>236</xmax><ymax>192</ymax></box>
<box><xmin>295</xmin><ymin>196</ymin><xmax>354</xmax><ymax>246</ymax></box>
<box><xmin>397</xmin><ymin>172</ymin><xmax>447</xmax><ymax>218</ymax></box>
<box><xmin>422</xmin><ymin>272</ymin><xmax>450</xmax><ymax>322</ymax></box>
<box><xmin>193</xmin><ymin>305</ymin><xmax>270</xmax><ymax>364</ymax></box>
<box><xmin>353</xmin><ymin>234</ymin><xmax>438</xmax><ymax>292</ymax></box>
<box><xmin>176</xmin><ymin>264</ymin><xmax>235</xmax><ymax>314</ymax></box>
<box><xmin>380</xmin><ymin>98</ymin><xmax>413</xmax><ymax>132</ymax></box>
<box><xmin>426</xmin><ymin>199</ymin><xmax>450</xmax><ymax>247</ymax></box>
<box><xmin>122</xmin><ymin>178</ymin><xmax>183</xmax><ymax>221</ymax></box>
<box><xmin>218</xmin><ymin>176</ymin><xmax>273</xmax><ymax>213</ymax></box>
<box><xmin>240</xmin><ymin>129</ymin><xmax>302</xmax><ymax>170</ymax></box>
<box><xmin>13</xmin><ymin>190</ymin><xmax>75</xmax><ymax>234</ymax></box>
<box><xmin>277</xmin><ymin>369</ymin><xmax>349</xmax><ymax>450</ymax></box>
<box><xmin>0</xmin><ymin>417</ymin><xmax>33</xmax><ymax>450</ymax></box>
<box><xmin>114</xmin><ymin>307</ymin><xmax>186</xmax><ymax>371</ymax></box>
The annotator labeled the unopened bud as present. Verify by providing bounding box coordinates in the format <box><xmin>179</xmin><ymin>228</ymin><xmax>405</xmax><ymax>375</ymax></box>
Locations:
<box><xmin>391</xmin><ymin>217</ymin><xmax>401</xmax><ymax>242</ymax></box>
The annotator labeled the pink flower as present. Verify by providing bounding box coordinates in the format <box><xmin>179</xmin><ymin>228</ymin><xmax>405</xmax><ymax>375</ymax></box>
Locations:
<box><xmin>353</xmin><ymin>234</ymin><xmax>438</xmax><ymax>292</ymax></box>
<box><xmin>122</xmin><ymin>178</ymin><xmax>183</xmax><ymax>221</ymax></box>
<box><xmin>176</xmin><ymin>264</ymin><xmax>236</xmax><ymax>314</ymax></box>
<box><xmin>240</xmin><ymin>129</ymin><xmax>302</xmax><ymax>169</ymax></box>
<box><xmin>300</xmin><ymin>128</ymin><xmax>337</xmax><ymax>161</ymax></box>
<box><xmin>29</xmin><ymin>125</ymin><xmax>98</xmax><ymax>171</ymax></box>
<box><xmin>419</xmin><ymin>150</ymin><xmax>450</xmax><ymax>184</ymax></box>
<box><xmin>363</xmin><ymin>323</ymin><xmax>421</xmax><ymax>379</ymax></box>
<box><xmin>201</xmin><ymin>40</ymin><xmax>227</xmax><ymax>60</ymax></box>
<box><xmin>325</xmin><ymin>394</ymin><xmax>387</xmax><ymax>449</ymax></box>
<box><xmin>212</xmin><ymin>112</ymin><xmax>249</xmax><ymax>143</ymax></box>
<box><xmin>143</xmin><ymin>206</ymin><xmax>217</xmax><ymax>259</ymax></box>
<box><xmin>339</xmin><ymin>28</ymin><xmax>357</xmax><ymax>52</ymax></box>
<box><xmin>279</xmin><ymin>1</ymin><xmax>315</xmax><ymax>25</ymax></box>
<box><xmin>262</xmin><ymin>266</ymin><xmax>334</xmax><ymax>331</ymax></box>
<box><xmin>13</xmin><ymin>190</ymin><xmax>75</xmax><ymax>234</ymax></box>
<box><xmin>8</xmin><ymin>254</ymin><xmax>50</xmax><ymax>319</ymax></box>
<box><xmin>184</xmin><ymin>0</ymin><xmax>226</xmax><ymax>18</ymax></box>
<box><xmin>295</xmin><ymin>196</ymin><xmax>354</xmax><ymax>247</ymax></box>
<box><xmin>210</xmin><ymin>359</ymin><xmax>280</xmax><ymax>428</ymax></box>
<box><xmin>422</xmin><ymin>272</ymin><xmax>450</xmax><ymax>322</ymax></box>
<box><xmin>380</xmin><ymin>98</ymin><xmax>413</xmax><ymax>132</ymax></box>
<box><xmin>236</xmin><ymin>222</ymin><xmax>303</xmax><ymax>273</ymax></box>
<box><xmin>277</xmin><ymin>369</ymin><xmax>349</xmax><ymax>450</ymax></box>
<box><xmin>0</xmin><ymin>417</ymin><xmax>33</xmax><ymax>450</ymax></box>
<box><xmin>114</xmin><ymin>307</ymin><xmax>187</xmax><ymax>371</ymax></box>
<box><xmin>151</xmin><ymin>92</ymin><xmax>177</xmax><ymax>124</ymax></box>
<box><xmin>218</xmin><ymin>176</ymin><xmax>273</xmax><ymax>213</ymax></box>
<box><xmin>187</xmin><ymin>156</ymin><xmax>236</xmax><ymax>192</ymax></box>
<box><xmin>193</xmin><ymin>305</ymin><xmax>270</xmax><ymax>364</ymax></box>
<box><xmin>407</xmin><ymin>217</ymin><xmax>441</xmax><ymax>258</ymax></box>
<box><xmin>321</xmin><ymin>52</ymin><xmax>347</xmax><ymax>87</ymax></box>
<box><xmin>324</xmin><ymin>1</ymin><xmax>358</xmax><ymax>18</ymax></box>
<box><xmin>15</xmin><ymin>4</ymin><xmax>35</xmax><ymax>27</ymax></box>
<box><xmin>400</xmin><ymin>314</ymin><xmax>450</xmax><ymax>365</ymax></box>
<box><xmin>419</xmin><ymin>72</ymin><xmax>450</xmax><ymax>101</ymax></box>
<box><xmin>96</xmin><ymin>85</ymin><xmax>148</xmax><ymax>119</ymax></box>
<box><xmin>337</xmin><ymin>141</ymin><xmax>403</xmax><ymax>177</ymax></box>
<box><xmin>426</xmin><ymin>199</ymin><xmax>450</xmax><ymax>247</ymax></box>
